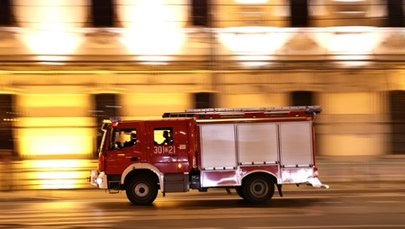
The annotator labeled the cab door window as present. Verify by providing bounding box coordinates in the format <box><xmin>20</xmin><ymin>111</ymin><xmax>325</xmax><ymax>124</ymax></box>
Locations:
<box><xmin>110</xmin><ymin>128</ymin><xmax>137</xmax><ymax>149</ymax></box>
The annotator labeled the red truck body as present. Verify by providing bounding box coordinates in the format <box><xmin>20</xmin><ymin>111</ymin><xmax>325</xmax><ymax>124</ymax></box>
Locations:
<box><xmin>90</xmin><ymin>106</ymin><xmax>328</xmax><ymax>205</ymax></box>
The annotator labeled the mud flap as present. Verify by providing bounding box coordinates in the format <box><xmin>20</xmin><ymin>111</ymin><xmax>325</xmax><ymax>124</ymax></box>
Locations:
<box><xmin>276</xmin><ymin>184</ymin><xmax>283</xmax><ymax>197</ymax></box>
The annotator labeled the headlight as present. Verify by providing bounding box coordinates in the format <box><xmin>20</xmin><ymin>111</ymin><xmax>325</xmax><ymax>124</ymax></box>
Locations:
<box><xmin>96</xmin><ymin>177</ymin><xmax>103</xmax><ymax>185</ymax></box>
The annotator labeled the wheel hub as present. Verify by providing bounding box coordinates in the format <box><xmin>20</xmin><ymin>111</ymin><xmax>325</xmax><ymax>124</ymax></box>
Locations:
<box><xmin>251</xmin><ymin>181</ymin><xmax>268</xmax><ymax>197</ymax></box>
<box><xmin>135</xmin><ymin>183</ymin><xmax>149</xmax><ymax>197</ymax></box>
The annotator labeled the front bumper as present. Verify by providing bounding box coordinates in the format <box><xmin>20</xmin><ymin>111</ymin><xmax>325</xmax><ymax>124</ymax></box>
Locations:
<box><xmin>89</xmin><ymin>170</ymin><xmax>108</xmax><ymax>189</ymax></box>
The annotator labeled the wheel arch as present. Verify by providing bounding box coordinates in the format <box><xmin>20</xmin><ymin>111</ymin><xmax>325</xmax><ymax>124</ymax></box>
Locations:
<box><xmin>241</xmin><ymin>170</ymin><xmax>278</xmax><ymax>185</ymax></box>
<box><xmin>121</xmin><ymin>163</ymin><xmax>163</xmax><ymax>191</ymax></box>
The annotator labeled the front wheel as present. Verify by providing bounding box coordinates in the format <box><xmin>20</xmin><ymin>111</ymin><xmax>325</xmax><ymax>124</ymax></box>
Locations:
<box><xmin>125</xmin><ymin>175</ymin><xmax>158</xmax><ymax>205</ymax></box>
<box><xmin>241</xmin><ymin>175</ymin><xmax>274</xmax><ymax>203</ymax></box>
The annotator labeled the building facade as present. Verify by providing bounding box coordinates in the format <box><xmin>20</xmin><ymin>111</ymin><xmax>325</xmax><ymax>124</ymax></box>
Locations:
<box><xmin>0</xmin><ymin>0</ymin><xmax>405</xmax><ymax>163</ymax></box>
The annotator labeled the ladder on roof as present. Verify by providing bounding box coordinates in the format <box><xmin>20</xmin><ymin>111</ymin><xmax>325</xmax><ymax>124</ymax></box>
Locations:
<box><xmin>162</xmin><ymin>105</ymin><xmax>321</xmax><ymax>118</ymax></box>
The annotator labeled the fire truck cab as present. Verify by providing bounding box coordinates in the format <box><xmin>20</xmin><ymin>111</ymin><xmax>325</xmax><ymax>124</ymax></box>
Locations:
<box><xmin>90</xmin><ymin>106</ymin><xmax>328</xmax><ymax>205</ymax></box>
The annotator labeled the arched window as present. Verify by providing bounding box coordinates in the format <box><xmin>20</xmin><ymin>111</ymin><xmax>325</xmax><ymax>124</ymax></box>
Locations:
<box><xmin>390</xmin><ymin>90</ymin><xmax>405</xmax><ymax>154</ymax></box>
<box><xmin>0</xmin><ymin>94</ymin><xmax>15</xmax><ymax>154</ymax></box>
<box><xmin>386</xmin><ymin>0</ymin><xmax>404</xmax><ymax>27</ymax></box>
<box><xmin>91</xmin><ymin>0</ymin><xmax>115</xmax><ymax>27</ymax></box>
<box><xmin>290</xmin><ymin>0</ymin><xmax>309</xmax><ymax>27</ymax></box>
<box><xmin>0</xmin><ymin>0</ymin><xmax>14</xmax><ymax>26</ymax></box>
<box><xmin>291</xmin><ymin>91</ymin><xmax>314</xmax><ymax>106</ymax></box>
<box><xmin>191</xmin><ymin>0</ymin><xmax>210</xmax><ymax>26</ymax></box>
<box><xmin>194</xmin><ymin>92</ymin><xmax>214</xmax><ymax>109</ymax></box>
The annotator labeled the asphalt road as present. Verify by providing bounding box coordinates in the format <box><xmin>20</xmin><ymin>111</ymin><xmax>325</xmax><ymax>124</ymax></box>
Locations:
<box><xmin>0</xmin><ymin>184</ymin><xmax>404</xmax><ymax>229</ymax></box>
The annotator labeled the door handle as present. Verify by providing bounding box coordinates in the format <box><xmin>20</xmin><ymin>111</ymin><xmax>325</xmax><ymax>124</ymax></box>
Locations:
<box><xmin>131</xmin><ymin>157</ymin><xmax>140</xmax><ymax>161</ymax></box>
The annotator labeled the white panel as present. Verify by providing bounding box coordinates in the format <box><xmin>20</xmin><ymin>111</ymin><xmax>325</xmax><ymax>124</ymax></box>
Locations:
<box><xmin>200</xmin><ymin>124</ymin><xmax>236</xmax><ymax>169</ymax></box>
<box><xmin>279</xmin><ymin>121</ymin><xmax>313</xmax><ymax>166</ymax></box>
<box><xmin>237</xmin><ymin>123</ymin><xmax>278</xmax><ymax>164</ymax></box>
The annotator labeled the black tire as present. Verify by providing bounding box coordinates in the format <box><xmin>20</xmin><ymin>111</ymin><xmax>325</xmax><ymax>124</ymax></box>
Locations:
<box><xmin>125</xmin><ymin>175</ymin><xmax>158</xmax><ymax>205</ymax></box>
<box><xmin>241</xmin><ymin>175</ymin><xmax>274</xmax><ymax>203</ymax></box>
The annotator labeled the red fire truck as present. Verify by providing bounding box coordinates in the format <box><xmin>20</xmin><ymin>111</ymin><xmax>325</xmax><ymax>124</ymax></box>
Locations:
<box><xmin>90</xmin><ymin>106</ymin><xmax>328</xmax><ymax>205</ymax></box>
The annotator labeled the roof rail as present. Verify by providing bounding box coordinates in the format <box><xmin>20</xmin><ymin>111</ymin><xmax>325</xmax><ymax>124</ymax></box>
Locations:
<box><xmin>163</xmin><ymin>105</ymin><xmax>321</xmax><ymax>118</ymax></box>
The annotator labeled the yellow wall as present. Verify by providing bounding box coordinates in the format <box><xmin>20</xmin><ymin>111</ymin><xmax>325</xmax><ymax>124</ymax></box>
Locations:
<box><xmin>15</xmin><ymin>94</ymin><xmax>94</xmax><ymax>159</ymax></box>
<box><xmin>120</xmin><ymin>93</ymin><xmax>192</xmax><ymax>118</ymax></box>
<box><xmin>320</xmin><ymin>92</ymin><xmax>386</xmax><ymax>115</ymax></box>
<box><xmin>316</xmin><ymin>92</ymin><xmax>389</xmax><ymax>156</ymax></box>
<box><xmin>218</xmin><ymin>93</ymin><xmax>288</xmax><ymax>108</ymax></box>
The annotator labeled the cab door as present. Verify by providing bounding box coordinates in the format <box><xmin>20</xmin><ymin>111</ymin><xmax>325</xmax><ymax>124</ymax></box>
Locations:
<box><xmin>104</xmin><ymin>122</ymin><xmax>145</xmax><ymax>175</ymax></box>
<box><xmin>146</xmin><ymin>120</ymin><xmax>191</xmax><ymax>173</ymax></box>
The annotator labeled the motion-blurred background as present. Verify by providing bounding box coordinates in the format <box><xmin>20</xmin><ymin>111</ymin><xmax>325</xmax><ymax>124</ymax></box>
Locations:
<box><xmin>0</xmin><ymin>0</ymin><xmax>404</xmax><ymax>190</ymax></box>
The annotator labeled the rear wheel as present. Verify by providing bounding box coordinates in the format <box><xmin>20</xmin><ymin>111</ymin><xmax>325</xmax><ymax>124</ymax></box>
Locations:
<box><xmin>125</xmin><ymin>175</ymin><xmax>158</xmax><ymax>205</ymax></box>
<box><xmin>241</xmin><ymin>175</ymin><xmax>274</xmax><ymax>203</ymax></box>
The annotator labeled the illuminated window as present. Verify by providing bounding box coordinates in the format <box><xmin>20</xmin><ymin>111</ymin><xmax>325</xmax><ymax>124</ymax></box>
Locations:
<box><xmin>191</xmin><ymin>0</ymin><xmax>209</xmax><ymax>26</ymax></box>
<box><xmin>290</xmin><ymin>0</ymin><xmax>309</xmax><ymax>27</ymax></box>
<box><xmin>91</xmin><ymin>0</ymin><xmax>115</xmax><ymax>27</ymax></box>
<box><xmin>386</xmin><ymin>0</ymin><xmax>404</xmax><ymax>27</ymax></box>
<box><xmin>0</xmin><ymin>0</ymin><xmax>14</xmax><ymax>26</ymax></box>
<box><xmin>154</xmin><ymin>128</ymin><xmax>173</xmax><ymax>145</ymax></box>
